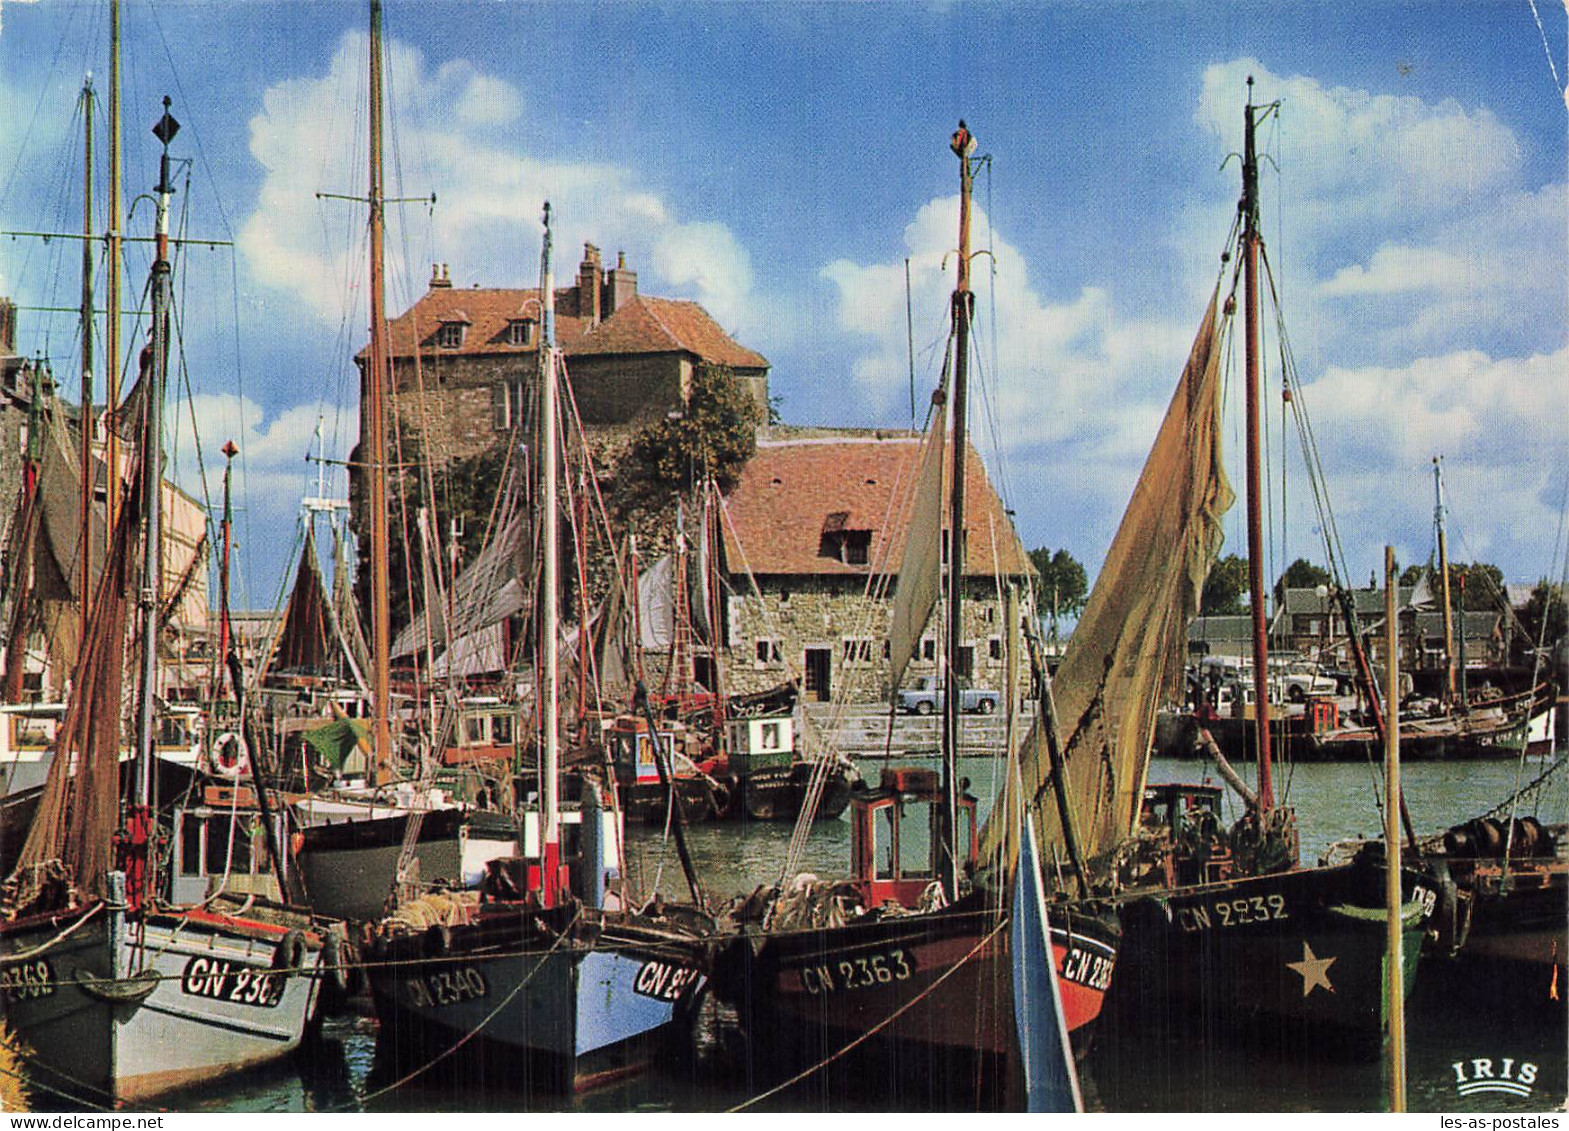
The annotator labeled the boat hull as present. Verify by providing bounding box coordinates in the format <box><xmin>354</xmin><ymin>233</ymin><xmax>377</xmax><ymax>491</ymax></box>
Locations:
<box><xmin>296</xmin><ymin>806</ymin><xmax>515</xmax><ymax>923</ymax></box>
<box><xmin>711</xmin><ymin>892</ymin><xmax>1118</xmax><ymax>1108</ymax></box>
<box><xmin>366</xmin><ymin>907</ymin><xmax>708</xmax><ymax>1094</ymax></box>
<box><xmin>739</xmin><ymin>763</ymin><xmax>855</xmax><ymax>822</ymax></box>
<box><xmin>0</xmin><ymin>903</ymin><xmax>322</xmax><ymax>1105</ymax></box>
<box><xmin>1104</xmin><ymin>861</ymin><xmax>1434</xmax><ymax>1061</ymax></box>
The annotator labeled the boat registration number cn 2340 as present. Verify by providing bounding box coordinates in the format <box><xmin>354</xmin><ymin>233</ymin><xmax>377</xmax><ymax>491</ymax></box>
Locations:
<box><xmin>403</xmin><ymin>967</ymin><xmax>489</xmax><ymax>1009</ymax></box>
<box><xmin>792</xmin><ymin>948</ymin><xmax>916</xmax><ymax>995</ymax></box>
<box><xmin>0</xmin><ymin>957</ymin><xmax>56</xmax><ymax>1002</ymax></box>
<box><xmin>180</xmin><ymin>957</ymin><xmax>285</xmax><ymax>1008</ymax></box>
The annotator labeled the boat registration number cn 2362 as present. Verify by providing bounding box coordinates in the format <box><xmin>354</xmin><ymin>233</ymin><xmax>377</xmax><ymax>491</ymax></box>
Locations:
<box><xmin>180</xmin><ymin>957</ymin><xmax>285</xmax><ymax>1008</ymax></box>
<box><xmin>792</xmin><ymin>948</ymin><xmax>917</xmax><ymax>995</ymax></box>
<box><xmin>403</xmin><ymin>967</ymin><xmax>489</xmax><ymax>1009</ymax></box>
<box><xmin>0</xmin><ymin>957</ymin><xmax>56</xmax><ymax>1002</ymax></box>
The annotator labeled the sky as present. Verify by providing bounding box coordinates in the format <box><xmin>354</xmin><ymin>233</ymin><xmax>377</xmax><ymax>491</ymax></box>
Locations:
<box><xmin>0</xmin><ymin>0</ymin><xmax>1564</xmax><ymax>614</ymax></box>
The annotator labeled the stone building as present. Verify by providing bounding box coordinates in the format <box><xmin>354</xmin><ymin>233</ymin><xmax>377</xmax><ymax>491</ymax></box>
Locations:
<box><xmin>360</xmin><ymin>245</ymin><xmax>770</xmax><ymax>466</ymax></box>
<box><xmin>718</xmin><ymin>427</ymin><xmax>1034</xmax><ymax>703</ymax></box>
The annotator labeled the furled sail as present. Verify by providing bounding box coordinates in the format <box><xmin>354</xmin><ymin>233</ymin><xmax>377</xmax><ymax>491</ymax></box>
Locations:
<box><xmin>887</xmin><ymin>400</ymin><xmax>947</xmax><ymax>692</ymax></box>
<box><xmin>391</xmin><ymin>509</ymin><xmax>530</xmax><ymax>668</ymax></box>
<box><xmin>991</xmin><ymin>290</ymin><xmax>1233</xmax><ymax>865</ymax></box>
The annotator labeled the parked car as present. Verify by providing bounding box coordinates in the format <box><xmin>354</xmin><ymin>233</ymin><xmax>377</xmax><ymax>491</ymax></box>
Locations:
<box><xmin>896</xmin><ymin>675</ymin><xmax>998</xmax><ymax>716</ymax></box>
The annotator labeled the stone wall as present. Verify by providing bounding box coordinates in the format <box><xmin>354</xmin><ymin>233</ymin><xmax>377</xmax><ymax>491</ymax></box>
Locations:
<box><xmin>723</xmin><ymin>574</ymin><xmax>1028</xmax><ymax>703</ymax></box>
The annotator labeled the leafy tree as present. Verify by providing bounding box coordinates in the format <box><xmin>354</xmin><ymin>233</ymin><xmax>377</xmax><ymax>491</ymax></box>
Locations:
<box><xmin>1201</xmin><ymin>553</ymin><xmax>1249</xmax><ymax>616</ymax></box>
<box><xmin>1451</xmin><ymin>561</ymin><xmax>1506</xmax><ymax>612</ymax></box>
<box><xmin>1273</xmin><ymin>557</ymin><xmax>1332</xmax><ymax>605</ymax></box>
<box><xmin>1028</xmin><ymin>547</ymin><xmax>1088</xmax><ymax>620</ymax></box>
<box><xmin>626</xmin><ymin>363</ymin><xmax>764</xmax><ymax>496</ymax></box>
<box><xmin>1399</xmin><ymin>564</ymin><xmax>1425</xmax><ymax>586</ymax></box>
<box><xmin>1512</xmin><ymin>582</ymin><xmax>1566</xmax><ymax>666</ymax></box>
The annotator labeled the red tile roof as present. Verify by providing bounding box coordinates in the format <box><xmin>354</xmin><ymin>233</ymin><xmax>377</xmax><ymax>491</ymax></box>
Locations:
<box><xmin>374</xmin><ymin>285</ymin><xmax>767</xmax><ymax>370</ymax></box>
<box><xmin>721</xmin><ymin>432</ymin><xmax>1031</xmax><ymax>578</ymax></box>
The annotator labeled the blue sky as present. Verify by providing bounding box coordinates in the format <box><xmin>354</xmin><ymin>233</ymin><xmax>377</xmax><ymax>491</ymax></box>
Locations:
<box><xmin>0</xmin><ymin>0</ymin><xmax>1564</xmax><ymax>612</ymax></box>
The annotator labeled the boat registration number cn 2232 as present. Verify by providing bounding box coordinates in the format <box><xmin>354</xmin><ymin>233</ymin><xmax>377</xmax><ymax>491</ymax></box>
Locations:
<box><xmin>0</xmin><ymin>957</ymin><xmax>56</xmax><ymax>1002</ymax></box>
<box><xmin>180</xmin><ymin>957</ymin><xmax>285</xmax><ymax>1008</ymax></box>
<box><xmin>1176</xmin><ymin>893</ymin><xmax>1288</xmax><ymax>932</ymax></box>
<box><xmin>403</xmin><ymin>966</ymin><xmax>489</xmax><ymax>1010</ymax></box>
<box><xmin>792</xmin><ymin>948</ymin><xmax>917</xmax><ymax>995</ymax></box>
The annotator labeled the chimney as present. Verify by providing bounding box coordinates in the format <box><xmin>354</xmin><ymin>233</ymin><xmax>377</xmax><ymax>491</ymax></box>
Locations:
<box><xmin>606</xmin><ymin>251</ymin><xmax>637</xmax><ymax>317</ymax></box>
<box><xmin>578</xmin><ymin>243</ymin><xmax>603</xmax><ymax>324</ymax></box>
<box><xmin>430</xmin><ymin>263</ymin><xmax>452</xmax><ymax>289</ymax></box>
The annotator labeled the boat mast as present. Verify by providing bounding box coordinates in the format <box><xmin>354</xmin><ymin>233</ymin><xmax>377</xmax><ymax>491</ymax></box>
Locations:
<box><xmin>1433</xmin><ymin>456</ymin><xmax>1457</xmax><ymax>704</ymax></box>
<box><xmin>539</xmin><ymin>201</ymin><xmax>561</xmax><ymax>908</ymax></box>
<box><xmin>104</xmin><ymin>0</ymin><xmax>122</xmax><ymax>536</ymax></box>
<box><xmin>1240</xmin><ymin>79</ymin><xmax>1275</xmax><ymax>810</ymax></box>
<box><xmin>135</xmin><ymin>98</ymin><xmax>178</xmax><ymax>817</ymax></box>
<box><xmin>79</xmin><ymin>77</ymin><xmax>95</xmax><ymax>630</ymax></box>
<box><xmin>365</xmin><ymin>0</ymin><xmax>393</xmax><ymax>784</ymax></box>
<box><xmin>941</xmin><ymin>120</ymin><xmax>977</xmax><ymax>901</ymax></box>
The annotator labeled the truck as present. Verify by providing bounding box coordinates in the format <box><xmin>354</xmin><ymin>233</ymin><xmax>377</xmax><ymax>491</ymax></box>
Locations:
<box><xmin>896</xmin><ymin>675</ymin><xmax>998</xmax><ymax>716</ymax></box>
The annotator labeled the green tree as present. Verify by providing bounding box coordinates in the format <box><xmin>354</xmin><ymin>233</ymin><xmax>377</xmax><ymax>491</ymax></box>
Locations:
<box><xmin>626</xmin><ymin>363</ymin><xmax>764</xmax><ymax>496</ymax></box>
<box><xmin>1274</xmin><ymin>557</ymin><xmax>1332</xmax><ymax>605</ymax></box>
<box><xmin>1201</xmin><ymin>553</ymin><xmax>1249</xmax><ymax>616</ymax></box>
<box><xmin>1028</xmin><ymin>547</ymin><xmax>1088</xmax><ymax>620</ymax></box>
<box><xmin>1452</xmin><ymin>561</ymin><xmax>1506</xmax><ymax>611</ymax></box>
<box><xmin>1514</xmin><ymin>582</ymin><xmax>1567</xmax><ymax>665</ymax></box>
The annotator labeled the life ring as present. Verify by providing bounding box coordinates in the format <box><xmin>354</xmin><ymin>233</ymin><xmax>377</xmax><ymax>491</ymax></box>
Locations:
<box><xmin>211</xmin><ymin>731</ymin><xmax>250</xmax><ymax>779</ymax></box>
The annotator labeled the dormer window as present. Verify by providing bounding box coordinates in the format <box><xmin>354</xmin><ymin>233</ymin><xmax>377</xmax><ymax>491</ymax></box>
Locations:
<box><xmin>437</xmin><ymin>322</ymin><xmax>465</xmax><ymax>349</ymax></box>
<box><xmin>819</xmin><ymin>512</ymin><xmax>873</xmax><ymax>566</ymax></box>
<box><xmin>507</xmin><ymin>319</ymin><xmax>535</xmax><ymax>347</ymax></box>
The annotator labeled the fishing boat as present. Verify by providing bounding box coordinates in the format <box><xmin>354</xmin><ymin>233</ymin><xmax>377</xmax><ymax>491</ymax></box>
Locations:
<box><xmin>363</xmin><ymin>196</ymin><xmax>712</xmax><ymax>1095</ymax></box>
<box><xmin>1015</xmin><ymin>81</ymin><xmax>1434</xmax><ymax>1061</ymax></box>
<box><xmin>711</xmin><ymin>123</ymin><xmax>1115</xmax><ymax>1111</ymax></box>
<box><xmin>0</xmin><ymin>100</ymin><xmax>324</xmax><ymax>1106</ymax></box>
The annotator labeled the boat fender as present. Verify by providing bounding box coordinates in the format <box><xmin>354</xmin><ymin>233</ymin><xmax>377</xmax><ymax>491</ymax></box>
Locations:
<box><xmin>1430</xmin><ymin>859</ymin><xmax>1463</xmax><ymax>957</ymax></box>
<box><xmin>272</xmin><ymin>929</ymin><xmax>307</xmax><ymax>972</ymax></box>
<box><xmin>422</xmin><ymin>923</ymin><xmax>453</xmax><ymax>958</ymax></box>
<box><xmin>325</xmin><ymin>932</ymin><xmax>366</xmax><ymax>999</ymax></box>
<box><xmin>211</xmin><ymin>731</ymin><xmax>250</xmax><ymax>779</ymax></box>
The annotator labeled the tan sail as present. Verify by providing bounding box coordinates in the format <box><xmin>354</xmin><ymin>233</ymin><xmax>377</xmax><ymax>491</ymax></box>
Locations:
<box><xmin>887</xmin><ymin>400</ymin><xmax>947</xmax><ymax>692</ymax></box>
<box><xmin>988</xmin><ymin>289</ymin><xmax>1233</xmax><ymax>866</ymax></box>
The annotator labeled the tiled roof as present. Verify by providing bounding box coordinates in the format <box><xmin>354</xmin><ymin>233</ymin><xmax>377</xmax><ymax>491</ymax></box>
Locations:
<box><xmin>720</xmin><ymin>432</ymin><xmax>1030</xmax><ymax>578</ymax></box>
<box><xmin>571</xmin><ymin>296</ymin><xmax>769</xmax><ymax>369</ymax></box>
<box><xmin>372</xmin><ymin>286</ymin><xmax>767</xmax><ymax>370</ymax></box>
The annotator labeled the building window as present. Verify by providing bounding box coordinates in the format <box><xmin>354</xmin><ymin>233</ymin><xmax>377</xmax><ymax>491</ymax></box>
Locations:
<box><xmin>842</xmin><ymin>638</ymin><xmax>874</xmax><ymax>664</ymax></box>
<box><xmin>779</xmin><ymin>590</ymin><xmax>791</xmax><ymax>605</ymax></box>
<box><xmin>755</xmin><ymin>639</ymin><xmax>781</xmax><ymax>665</ymax></box>
<box><xmin>437</xmin><ymin>322</ymin><xmax>465</xmax><ymax>349</ymax></box>
<box><xmin>508</xmin><ymin>319</ymin><xmax>535</xmax><ymax>346</ymax></box>
<box><xmin>491</xmin><ymin>382</ymin><xmax>511</xmax><ymax>431</ymax></box>
<box><xmin>921</xmin><ymin>638</ymin><xmax>936</xmax><ymax>662</ymax></box>
<box><xmin>988</xmin><ymin>636</ymin><xmax>1002</xmax><ymax>661</ymax></box>
<box><xmin>956</xmin><ymin>645</ymin><xmax>974</xmax><ymax>679</ymax></box>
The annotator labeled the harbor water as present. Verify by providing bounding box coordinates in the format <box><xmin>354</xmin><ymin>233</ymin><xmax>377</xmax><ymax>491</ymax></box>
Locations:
<box><xmin>147</xmin><ymin>755</ymin><xmax>1567</xmax><ymax>1113</ymax></box>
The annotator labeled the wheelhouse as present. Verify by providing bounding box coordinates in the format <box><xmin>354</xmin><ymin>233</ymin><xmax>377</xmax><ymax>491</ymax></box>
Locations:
<box><xmin>171</xmin><ymin>784</ymin><xmax>293</xmax><ymax>904</ymax></box>
<box><xmin>850</xmin><ymin>766</ymin><xmax>977</xmax><ymax>909</ymax></box>
<box><xmin>445</xmin><ymin>698</ymin><xmax>520</xmax><ymax>766</ymax></box>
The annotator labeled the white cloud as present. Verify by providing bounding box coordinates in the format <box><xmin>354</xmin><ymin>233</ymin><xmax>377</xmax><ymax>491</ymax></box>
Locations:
<box><xmin>239</xmin><ymin>32</ymin><xmax>755</xmax><ymax>334</ymax></box>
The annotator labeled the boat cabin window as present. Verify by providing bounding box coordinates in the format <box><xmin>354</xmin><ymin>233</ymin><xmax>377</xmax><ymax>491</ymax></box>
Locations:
<box><xmin>465</xmin><ymin>716</ymin><xmax>486</xmax><ymax>744</ymax></box>
<box><xmin>874</xmin><ymin>804</ymin><xmax>896</xmax><ymax>880</ymax></box>
<box><xmin>898</xmin><ymin>800</ymin><xmax>935</xmax><ymax>879</ymax></box>
<box><xmin>492</xmin><ymin>713</ymin><xmax>513</xmax><ymax>745</ymax></box>
<box><xmin>158</xmin><ymin>715</ymin><xmax>190</xmax><ymax>746</ymax></box>
<box><xmin>180</xmin><ymin>814</ymin><xmax>203</xmax><ymax>876</ymax></box>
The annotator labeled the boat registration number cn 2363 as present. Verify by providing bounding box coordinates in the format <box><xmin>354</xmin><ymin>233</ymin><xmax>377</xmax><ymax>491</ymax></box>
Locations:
<box><xmin>181</xmin><ymin>957</ymin><xmax>285</xmax><ymax>1008</ymax></box>
<box><xmin>792</xmin><ymin>948</ymin><xmax>917</xmax><ymax>995</ymax></box>
<box><xmin>0</xmin><ymin>957</ymin><xmax>56</xmax><ymax>1002</ymax></box>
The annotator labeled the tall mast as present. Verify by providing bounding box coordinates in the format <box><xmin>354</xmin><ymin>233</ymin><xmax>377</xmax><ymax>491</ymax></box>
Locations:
<box><xmin>218</xmin><ymin>440</ymin><xmax>238</xmax><ymax>698</ymax></box>
<box><xmin>136</xmin><ymin>98</ymin><xmax>178</xmax><ymax>813</ymax></box>
<box><xmin>79</xmin><ymin>77</ymin><xmax>95</xmax><ymax>629</ymax></box>
<box><xmin>539</xmin><ymin>202</ymin><xmax>561</xmax><ymax>907</ymax></box>
<box><xmin>104</xmin><ymin>0</ymin><xmax>122</xmax><ymax>535</ymax></box>
<box><xmin>1433</xmin><ymin>456</ymin><xmax>1457</xmax><ymax>703</ymax></box>
<box><xmin>941</xmin><ymin>120</ymin><xmax>977</xmax><ymax>902</ymax></box>
<box><xmin>365</xmin><ymin>0</ymin><xmax>393</xmax><ymax>784</ymax></box>
<box><xmin>1241</xmin><ymin>79</ymin><xmax>1275</xmax><ymax>809</ymax></box>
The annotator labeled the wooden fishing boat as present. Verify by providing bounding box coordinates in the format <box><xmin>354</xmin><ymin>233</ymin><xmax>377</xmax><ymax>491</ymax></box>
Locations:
<box><xmin>0</xmin><ymin>98</ymin><xmax>324</xmax><ymax>1105</ymax></box>
<box><xmin>364</xmin><ymin>190</ymin><xmax>714</xmax><ymax>1095</ymax></box>
<box><xmin>711</xmin><ymin>123</ymin><xmax>1114</xmax><ymax>1110</ymax></box>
